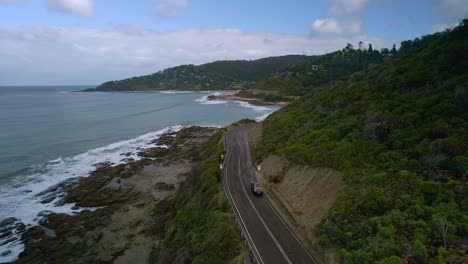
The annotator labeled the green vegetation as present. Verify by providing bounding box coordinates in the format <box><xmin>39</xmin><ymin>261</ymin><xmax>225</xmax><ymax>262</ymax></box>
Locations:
<box><xmin>91</xmin><ymin>55</ymin><xmax>312</xmax><ymax>91</ymax></box>
<box><xmin>159</xmin><ymin>128</ymin><xmax>243</xmax><ymax>263</ymax></box>
<box><xmin>251</xmin><ymin>43</ymin><xmax>387</xmax><ymax>96</ymax></box>
<box><xmin>258</xmin><ymin>21</ymin><xmax>468</xmax><ymax>263</ymax></box>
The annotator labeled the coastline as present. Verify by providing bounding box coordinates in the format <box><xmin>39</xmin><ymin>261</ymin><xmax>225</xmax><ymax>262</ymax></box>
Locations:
<box><xmin>208</xmin><ymin>94</ymin><xmax>289</xmax><ymax>106</ymax></box>
<box><xmin>2</xmin><ymin>126</ymin><xmax>219</xmax><ymax>263</ymax></box>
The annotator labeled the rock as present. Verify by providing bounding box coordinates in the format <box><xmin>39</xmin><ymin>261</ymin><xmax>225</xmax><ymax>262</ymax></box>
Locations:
<box><xmin>40</xmin><ymin>226</ymin><xmax>57</xmax><ymax>238</ymax></box>
<box><xmin>134</xmin><ymin>200</ymin><xmax>146</xmax><ymax>207</ymax></box>
<box><xmin>154</xmin><ymin>182</ymin><xmax>175</xmax><ymax>191</ymax></box>
<box><xmin>71</xmin><ymin>206</ymin><xmax>79</xmax><ymax>210</ymax></box>
<box><xmin>15</xmin><ymin>223</ymin><xmax>26</xmax><ymax>232</ymax></box>
<box><xmin>174</xmin><ymin>249</ymin><xmax>192</xmax><ymax>264</ymax></box>
<box><xmin>0</xmin><ymin>217</ymin><xmax>17</xmax><ymax>227</ymax></box>
<box><xmin>138</xmin><ymin>147</ymin><xmax>170</xmax><ymax>158</ymax></box>
<box><xmin>1</xmin><ymin>250</ymin><xmax>12</xmax><ymax>257</ymax></box>
<box><xmin>0</xmin><ymin>230</ymin><xmax>12</xmax><ymax>239</ymax></box>
<box><xmin>93</xmin><ymin>161</ymin><xmax>112</xmax><ymax>170</ymax></box>
<box><xmin>0</xmin><ymin>237</ymin><xmax>17</xmax><ymax>247</ymax></box>
<box><xmin>40</xmin><ymin>196</ymin><xmax>55</xmax><ymax>204</ymax></box>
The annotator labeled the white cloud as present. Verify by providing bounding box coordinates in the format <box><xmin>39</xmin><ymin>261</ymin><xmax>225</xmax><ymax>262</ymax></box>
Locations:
<box><xmin>0</xmin><ymin>26</ymin><xmax>391</xmax><ymax>85</ymax></box>
<box><xmin>156</xmin><ymin>0</ymin><xmax>188</xmax><ymax>18</ymax></box>
<box><xmin>310</xmin><ymin>0</ymin><xmax>370</xmax><ymax>36</ymax></box>
<box><xmin>310</xmin><ymin>17</ymin><xmax>362</xmax><ymax>36</ymax></box>
<box><xmin>427</xmin><ymin>0</ymin><xmax>468</xmax><ymax>22</ymax></box>
<box><xmin>46</xmin><ymin>0</ymin><xmax>94</xmax><ymax>17</ymax></box>
<box><xmin>431</xmin><ymin>21</ymin><xmax>460</xmax><ymax>33</ymax></box>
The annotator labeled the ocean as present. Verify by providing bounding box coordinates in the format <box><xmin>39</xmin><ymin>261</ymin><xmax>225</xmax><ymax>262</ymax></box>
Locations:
<box><xmin>0</xmin><ymin>86</ymin><xmax>280</xmax><ymax>262</ymax></box>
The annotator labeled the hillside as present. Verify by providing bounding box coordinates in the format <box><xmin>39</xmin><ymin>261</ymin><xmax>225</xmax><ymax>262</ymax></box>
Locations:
<box><xmin>90</xmin><ymin>55</ymin><xmax>312</xmax><ymax>91</ymax></box>
<box><xmin>250</xmin><ymin>45</ymin><xmax>388</xmax><ymax>96</ymax></box>
<box><xmin>257</xmin><ymin>20</ymin><xmax>467</xmax><ymax>263</ymax></box>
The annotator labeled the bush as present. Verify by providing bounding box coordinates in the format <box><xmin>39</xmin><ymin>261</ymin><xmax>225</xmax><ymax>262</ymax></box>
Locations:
<box><xmin>269</xmin><ymin>175</ymin><xmax>281</xmax><ymax>183</ymax></box>
<box><xmin>448</xmin><ymin>156</ymin><xmax>468</xmax><ymax>177</ymax></box>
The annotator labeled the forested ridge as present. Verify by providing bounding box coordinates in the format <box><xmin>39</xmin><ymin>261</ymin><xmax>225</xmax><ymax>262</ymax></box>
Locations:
<box><xmin>258</xmin><ymin>21</ymin><xmax>467</xmax><ymax>263</ymax></box>
<box><xmin>90</xmin><ymin>55</ymin><xmax>312</xmax><ymax>91</ymax></box>
<box><xmin>250</xmin><ymin>42</ymin><xmax>388</xmax><ymax>96</ymax></box>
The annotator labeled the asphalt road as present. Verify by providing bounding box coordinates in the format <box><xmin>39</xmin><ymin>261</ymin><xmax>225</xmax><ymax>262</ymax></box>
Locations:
<box><xmin>223</xmin><ymin>124</ymin><xmax>318</xmax><ymax>264</ymax></box>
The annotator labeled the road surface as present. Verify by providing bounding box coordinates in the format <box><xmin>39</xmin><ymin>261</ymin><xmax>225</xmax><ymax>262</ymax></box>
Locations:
<box><xmin>223</xmin><ymin>124</ymin><xmax>318</xmax><ymax>264</ymax></box>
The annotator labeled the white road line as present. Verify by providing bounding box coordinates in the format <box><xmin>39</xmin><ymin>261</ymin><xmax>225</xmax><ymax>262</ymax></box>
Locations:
<box><xmin>245</xmin><ymin>137</ymin><xmax>318</xmax><ymax>263</ymax></box>
<box><xmin>236</xmin><ymin>132</ymin><xmax>293</xmax><ymax>264</ymax></box>
<box><xmin>223</xmin><ymin>130</ymin><xmax>265</xmax><ymax>264</ymax></box>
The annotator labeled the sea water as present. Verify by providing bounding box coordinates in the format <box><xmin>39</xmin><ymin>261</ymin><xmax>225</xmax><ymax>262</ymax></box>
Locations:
<box><xmin>0</xmin><ymin>86</ymin><xmax>280</xmax><ymax>262</ymax></box>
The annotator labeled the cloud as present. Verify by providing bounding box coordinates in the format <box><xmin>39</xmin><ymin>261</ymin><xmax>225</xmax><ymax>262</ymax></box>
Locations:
<box><xmin>310</xmin><ymin>17</ymin><xmax>362</xmax><ymax>36</ymax></box>
<box><xmin>310</xmin><ymin>0</ymin><xmax>370</xmax><ymax>36</ymax></box>
<box><xmin>431</xmin><ymin>21</ymin><xmax>460</xmax><ymax>33</ymax></box>
<box><xmin>156</xmin><ymin>0</ymin><xmax>188</xmax><ymax>18</ymax></box>
<box><xmin>46</xmin><ymin>0</ymin><xmax>94</xmax><ymax>17</ymax></box>
<box><xmin>0</xmin><ymin>26</ymin><xmax>391</xmax><ymax>85</ymax></box>
<box><xmin>427</xmin><ymin>0</ymin><xmax>468</xmax><ymax>22</ymax></box>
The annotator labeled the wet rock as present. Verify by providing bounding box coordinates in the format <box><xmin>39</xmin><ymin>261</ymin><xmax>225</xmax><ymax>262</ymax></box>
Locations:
<box><xmin>134</xmin><ymin>200</ymin><xmax>146</xmax><ymax>207</ymax></box>
<box><xmin>0</xmin><ymin>237</ymin><xmax>17</xmax><ymax>246</ymax></box>
<box><xmin>0</xmin><ymin>230</ymin><xmax>12</xmax><ymax>239</ymax></box>
<box><xmin>40</xmin><ymin>196</ymin><xmax>55</xmax><ymax>204</ymax></box>
<box><xmin>40</xmin><ymin>226</ymin><xmax>57</xmax><ymax>238</ymax></box>
<box><xmin>0</xmin><ymin>217</ymin><xmax>17</xmax><ymax>227</ymax></box>
<box><xmin>1</xmin><ymin>250</ymin><xmax>12</xmax><ymax>257</ymax></box>
<box><xmin>13</xmin><ymin>126</ymin><xmax>219</xmax><ymax>264</ymax></box>
<box><xmin>154</xmin><ymin>182</ymin><xmax>175</xmax><ymax>191</ymax></box>
<box><xmin>93</xmin><ymin>161</ymin><xmax>112</xmax><ymax>169</ymax></box>
<box><xmin>15</xmin><ymin>223</ymin><xmax>26</xmax><ymax>232</ymax></box>
<box><xmin>138</xmin><ymin>147</ymin><xmax>170</xmax><ymax>158</ymax></box>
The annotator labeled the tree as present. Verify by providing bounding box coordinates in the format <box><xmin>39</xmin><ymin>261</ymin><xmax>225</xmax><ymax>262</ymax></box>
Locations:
<box><xmin>434</xmin><ymin>217</ymin><xmax>449</xmax><ymax>249</ymax></box>
<box><xmin>448</xmin><ymin>156</ymin><xmax>468</xmax><ymax>177</ymax></box>
<box><xmin>424</xmin><ymin>149</ymin><xmax>448</xmax><ymax>172</ymax></box>
<box><xmin>346</xmin><ymin>43</ymin><xmax>354</xmax><ymax>51</ymax></box>
<box><xmin>411</xmin><ymin>240</ymin><xmax>428</xmax><ymax>263</ymax></box>
<box><xmin>359</xmin><ymin>41</ymin><xmax>363</xmax><ymax>50</ymax></box>
<box><xmin>368</xmin><ymin>43</ymin><xmax>373</xmax><ymax>52</ymax></box>
<box><xmin>380</xmin><ymin>48</ymin><xmax>389</xmax><ymax>55</ymax></box>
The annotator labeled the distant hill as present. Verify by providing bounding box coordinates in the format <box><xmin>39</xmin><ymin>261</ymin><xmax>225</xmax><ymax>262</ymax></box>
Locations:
<box><xmin>258</xmin><ymin>20</ymin><xmax>467</xmax><ymax>263</ymax></box>
<box><xmin>89</xmin><ymin>55</ymin><xmax>313</xmax><ymax>91</ymax></box>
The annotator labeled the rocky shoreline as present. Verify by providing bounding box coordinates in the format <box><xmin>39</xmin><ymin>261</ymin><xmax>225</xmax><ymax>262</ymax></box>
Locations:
<box><xmin>1</xmin><ymin>126</ymin><xmax>218</xmax><ymax>264</ymax></box>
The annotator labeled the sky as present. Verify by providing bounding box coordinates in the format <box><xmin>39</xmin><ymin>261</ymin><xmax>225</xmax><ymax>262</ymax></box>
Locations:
<box><xmin>0</xmin><ymin>0</ymin><xmax>466</xmax><ymax>85</ymax></box>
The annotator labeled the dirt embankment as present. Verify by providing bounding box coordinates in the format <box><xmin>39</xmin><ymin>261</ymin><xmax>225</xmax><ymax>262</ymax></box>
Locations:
<box><xmin>14</xmin><ymin>127</ymin><xmax>218</xmax><ymax>264</ymax></box>
<box><xmin>248</xmin><ymin>123</ymin><xmax>344</xmax><ymax>247</ymax></box>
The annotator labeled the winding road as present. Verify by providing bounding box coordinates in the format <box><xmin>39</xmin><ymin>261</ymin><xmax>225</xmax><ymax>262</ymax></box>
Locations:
<box><xmin>223</xmin><ymin>124</ymin><xmax>318</xmax><ymax>264</ymax></box>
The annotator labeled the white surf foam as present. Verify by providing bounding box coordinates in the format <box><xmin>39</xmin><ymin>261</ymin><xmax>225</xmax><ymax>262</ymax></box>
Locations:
<box><xmin>194</xmin><ymin>93</ymin><xmax>229</xmax><ymax>105</ymax></box>
<box><xmin>160</xmin><ymin>91</ymin><xmax>194</xmax><ymax>94</ymax></box>
<box><xmin>0</xmin><ymin>125</ymin><xmax>182</xmax><ymax>263</ymax></box>
<box><xmin>255</xmin><ymin>112</ymin><xmax>274</xmax><ymax>122</ymax></box>
<box><xmin>235</xmin><ymin>101</ymin><xmax>270</xmax><ymax>111</ymax></box>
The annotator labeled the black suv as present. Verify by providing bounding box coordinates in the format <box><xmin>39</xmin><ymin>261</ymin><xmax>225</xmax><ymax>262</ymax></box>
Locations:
<box><xmin>250</xmin><ymin>181</ymin><xmax>264</xmax><ymax>196</ymax></box>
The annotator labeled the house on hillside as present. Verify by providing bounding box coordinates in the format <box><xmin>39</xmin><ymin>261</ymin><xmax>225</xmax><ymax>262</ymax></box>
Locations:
<box><xmin>312</xmin><ymin>65</ymin><xmax>319</xmax><ymax>71</ymax></box>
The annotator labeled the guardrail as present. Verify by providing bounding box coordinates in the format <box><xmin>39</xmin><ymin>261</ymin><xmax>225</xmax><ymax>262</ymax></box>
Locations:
<box><xmin>221</xmin><ymin>133</ymin><xmax>262</xmax><ymax>264</ymax></box>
